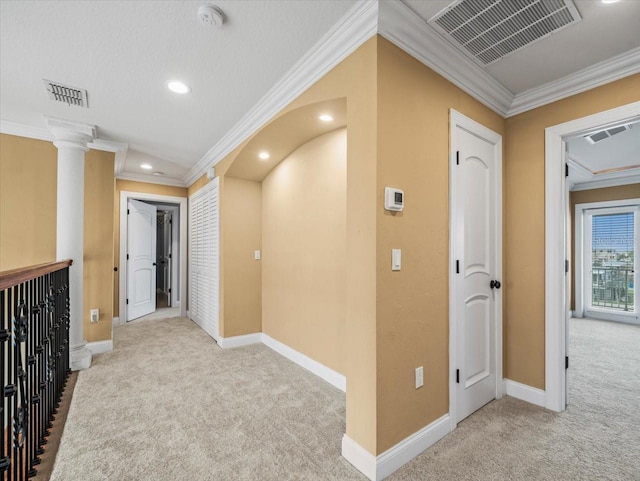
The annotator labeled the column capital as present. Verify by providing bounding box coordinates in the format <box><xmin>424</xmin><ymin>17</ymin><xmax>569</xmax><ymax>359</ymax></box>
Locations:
<box><xmin>45</xmin><ymin>116</ymin><xmax>96</xmax><ymax>152</ymax></box>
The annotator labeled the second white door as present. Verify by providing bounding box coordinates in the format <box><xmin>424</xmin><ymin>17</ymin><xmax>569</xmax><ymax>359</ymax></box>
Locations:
<box><xmin>127</xmin><ymin>199</ymin><xmax>157</xmax><ymax>321</ymax></box>
<box><xmin>450</xmin><ymin>110</ymin><xmax>503</xmax><ymax>423</ymax></box>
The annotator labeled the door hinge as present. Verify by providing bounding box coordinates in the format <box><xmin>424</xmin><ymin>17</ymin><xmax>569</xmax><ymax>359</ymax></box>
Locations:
<box><xmin>169</xmin><ymin>219</ymin><xmax>172</xmax><ymax>224</ymax></box>
<box><xmin>126</xmin><ymin>299</ymin><xmax>129</xmax><ymax>305</ymax></box>
<box><xmin>565</xmin><ymin>163</ymin><xmax>569</xmax><ymax>177</ymax></box>
<box><xmin>456</xmin><ymin>369</ymin><xmax>460</xmax><ymax>384</ymax></box>
<box><xmin>168</xmin><ymin>288</ymin><xmax>171</xmax><ymax>293</ymax></box>
<box><xmin>565</xmin><ymin>356</ymin><xmax>569</xmax><ymax>369</ymax></box>
<box><xmin>456</xmin><ymin>260</ymin><xmax>460</xmax><ymax>274</ymax></box>
<box><xmin>126</xmin><ymin>254</ymin><xmax>129</xmax><ymax>260</ymax></box>
<box><xmin>127</xmin><ymin>208</ymin><xmax>130</xmax><ymax>215</ymax></box>
<box><xmin>565</xmin><ymin>260</ymin><xmax>569</xmax><ymax>273</ymax></box>
<box><xmin>169</xmin><ymin>254</ymin><xmax>172</xmax><ymax>259</ymax></box>
<box><xmin>456</xmin><ymin>151</ymin><xmax>460</xmax><ymax>165</ymax></box>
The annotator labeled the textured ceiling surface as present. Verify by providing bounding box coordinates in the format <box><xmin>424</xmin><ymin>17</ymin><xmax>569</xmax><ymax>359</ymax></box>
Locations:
<box><xmin>1</xmin><ymin>0</ymin><xmax>638</xmax><ymax>185</ymax></box>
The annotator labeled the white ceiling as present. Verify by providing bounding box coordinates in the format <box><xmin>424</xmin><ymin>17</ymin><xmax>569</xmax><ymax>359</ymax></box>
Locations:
<box><xmin>404</xmin><ymin>0</ymin><xmax>640</xmax><ymax>93</ymax></box>
<box><xmin>1</xmin><ymin>0</ymin><xmax>639</xmax><ymax>187</ymax></box>
<box><xmin>567</xmin><ymin>119</ymin><xmax>640</xmax><ymax>189</ymax></box>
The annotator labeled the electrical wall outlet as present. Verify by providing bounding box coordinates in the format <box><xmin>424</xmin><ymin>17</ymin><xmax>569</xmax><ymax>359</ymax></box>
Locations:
<box><xmin>254</xmin><ymin>250</ymin><xmax>261</xmax><ymax>260</ymax></box>
<box><xmin>90</xmin><ymin>309</ymin><xmax>99</xmax><ymax>323</ymax></box>
<box><xmin>415</xmin><ymin>366</ymin><xmax>424</xmax><ymax>389</ymax></box>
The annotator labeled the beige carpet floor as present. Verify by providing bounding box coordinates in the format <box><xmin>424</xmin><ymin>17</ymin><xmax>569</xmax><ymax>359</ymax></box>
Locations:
<box><xmin>51</xmin><ymin>317</ymin><xmax>639</xmax><ymax>480</ymax></box>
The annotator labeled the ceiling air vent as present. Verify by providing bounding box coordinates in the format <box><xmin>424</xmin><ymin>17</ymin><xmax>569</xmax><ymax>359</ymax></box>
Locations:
<box><xmin>43</xmin><ymin>79</ymin><xmax>88</xmax><ymax>107</ymax></box>
<box><xmin>428</xmin><ymin>0</ymin><xmax>582</xmax><ymax>66</ymax></box>
<box><xmin>584</xmin><ymin>124</ymin><xmax>633</xmax><ymax>145</ymax></box>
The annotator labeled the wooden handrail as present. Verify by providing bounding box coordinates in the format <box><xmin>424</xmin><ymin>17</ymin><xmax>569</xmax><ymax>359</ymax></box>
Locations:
<box><xmin>0</xmin><ymin>259</ymin><xmax>73</xmax><ymax>291</ymax></box>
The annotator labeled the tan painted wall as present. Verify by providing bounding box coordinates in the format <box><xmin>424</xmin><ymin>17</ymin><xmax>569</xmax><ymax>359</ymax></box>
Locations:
<box><xmin>1</xmin><ymin>134</ymin><xmax>115</xmax><ymax>342</ymax></box>
<box><xmin>262</xmin><ymin>128</ymin><xmax>347</xmax><ymax>374</ymax></box>
<box><xmin>505</xmin><ymin>73</ymin><xmax>640</xmax><ymax>389</ymax></box>
<box><xmin>222</xmin><ymin>177</ymin><xmax>262</xmax><ymax>337</ymax></box>
<box><xmin>212</xmin><ymin>38</ymin><xmax>379</xmax><ymax>453</ymax></box>
<box><xmin>375</xmin><ymin>38</ymin><xmax>506</xmax><ymax>452</ymax></box>
<box><xmin>0</xmin><ymin>134</ymin><xmax>57</xmax><ymax>269</ymax></box>
<box><xmin>569</xmin><ymin>184</ymin><xmax>640</xmax><ymax>310</ymax></box>
<box><xmin>84</xmin><ymin>150</ymin><xmax>115</xmax><ymax>342</ymax></box>
<box><xmin>113</xmin><ymin>180</ymin><xmax>188</xmax><ymax>313</ymax></box>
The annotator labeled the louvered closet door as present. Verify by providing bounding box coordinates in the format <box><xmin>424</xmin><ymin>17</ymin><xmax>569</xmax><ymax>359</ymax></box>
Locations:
<box><xmin>189</xmin><ymin>178</ymin><xmax>220</xmax><ymax>341</ymax></box>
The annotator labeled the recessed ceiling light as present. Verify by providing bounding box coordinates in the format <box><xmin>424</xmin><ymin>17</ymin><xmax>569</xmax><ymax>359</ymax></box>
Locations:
<box><xmin>259</xmin><ymin>152</ymin><xmax>270</xmax><ymax>160</ymax></box>
<box><xmin>167</xmin><ymin>80</ymin><xmax>191</xmax><ymax>94</ymax></box>
<box><xmin>319</xmin><ymin>114</ymin><xmax>334</xmax><ymax>122</ymax></box>
<box><xmin>141</xmin><ymin>163</ymin><xmax>153</xmax><ymax>170</ymax></box>
<box><xmin>601</xmin><ymin>0</ymin><xmax>621</xmax><ymax>3</ymax></box>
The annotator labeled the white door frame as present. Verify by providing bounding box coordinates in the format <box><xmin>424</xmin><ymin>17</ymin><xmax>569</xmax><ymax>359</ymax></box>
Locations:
<box><xmin>544</xmin><ymin>100</ymin><xmax>640</xmax><ymax>412</ymax></box>
<box><xmin>119</xmin><ymin>191</ymin><xmax>188</xmax><ymax>322</ymax></box>
<box><xmin>449</xmin><ymin>109</ymin><xmax>503</xmax><ymax>430</ymax></box>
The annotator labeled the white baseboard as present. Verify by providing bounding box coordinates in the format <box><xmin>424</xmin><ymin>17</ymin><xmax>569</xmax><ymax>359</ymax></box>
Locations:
<box><xmin>342</xmin><ymin>414</ymin><xmax>451</xmax><ymax>481</ymax></box>
<box><xmin>186</xmin><ymin>310</ymin><xmax>191</xmax><ymax>319</ymax></box>
<box><xmin>86</xmin><ymin>340</ymin><xmax>113</xmax><ymax>355</ymax></box>
<box><xmin>261</xmin><ymin>333</ymin><xmax>346</xmax><ymax>392</ymax></box>
<box><xmin>504</xmin><ymin>379</ymin><xmax>546</xmax><ymax>408</ymax></box>
<box><xmin>112</xmin><ymin>317</ymin><xmax>120</xmax><ymax>326</ymax></box>
<box><xmin>218</xmin><ymin>332</ymin><xmax>262</xmax><ymax>349</ymax></box>
<box><xmin>342</xmin><ymin>435</ymin><xmax>377</xmax><ymax>481</ymax></box>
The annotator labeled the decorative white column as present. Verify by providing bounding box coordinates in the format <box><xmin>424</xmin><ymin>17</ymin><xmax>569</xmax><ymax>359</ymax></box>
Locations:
<box><xmin>46</xmin><ymin>117</ymin><xmax>96</xmax><ymax>371</ymax></box>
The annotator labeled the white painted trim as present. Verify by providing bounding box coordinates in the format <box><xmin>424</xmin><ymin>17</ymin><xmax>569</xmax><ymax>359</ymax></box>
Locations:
<box><xmin>116</xmin><ymin>172</ymin><xmax>187</xmax><ymax>188</ymax></box>
<box><xmin>378</xmin><ymin>1</ymin><xmax>512</xmax><ymax>116</ymax></box>
<box><xmin>571</xmin><ymin>173</ymin><xmax>640</xmax><ymax>192</ymax></box>
<box><xmin>86</xmin><ymin>340</ymin><xmax>113</xmax><ymax>356</ymax></box>
<box><xmin>342</xmin><ymin>435</ymin><xmax>377</xmax><ymax>481</ymax></box>
<box><xmin>183</xmin><ymin>0</ymin><xmax>378</xmax><ymax>186</ymax></box>
<box><xmin>545</xmin><ymin>101</ymin><xmax>640</xmax><ymax>413</ymax></box>
<box><xmin>217</xmin><ymin>333</ymin><xmax>262</xmax><ymax>349</ymax></box>
<box><xmin>449</xmin><ymin>109</ymin><xmax>503</xmax><ymax>429</ymax></box>
<box><xmin>261</xmin><ymin>333</ymin><xmax>346</xmax><ymax>392</ymax></box>
<box><xmin>342</xmin><ymin>414</ymin><xmax>452</xmax><ymax>481</ymax></box>
<box><xmin>112</xmin><ymin>316</ymin><xmax>120</xmax><ymax>327</ymax></box>
<box><xmin>0</xmin><ymin>118</ymin><xmax>128</xmax><ymax>158</ymax></box>
<box><xmin>503</xmin><ymin>379</ymin><xmax>546</xmax><ymax>408</ymax></box>
<box><xmin>574</xmin><ymin>198</ymin><xmax>640</xmax><ymax>319</ymax></box>
<box><xmin>119</xmin><ymin>191</ymin><xmax>188</xmax><ymax>323</ymax></box>
<box><xmin>376</xmin><ymin>414</ymin><xmax>450</xmax><ymax>480</ymax></box>
<box><xmin>508</xmin><ymin>47</ymin><xmax>640</xmax><ymax>117</ymax></box>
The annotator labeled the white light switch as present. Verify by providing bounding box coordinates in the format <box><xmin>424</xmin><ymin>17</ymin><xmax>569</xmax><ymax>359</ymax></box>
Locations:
<box><xmin>90</xmin><ymin>309</ymin><xmax>99</xmax><ymax>323</ymax></box>
<box><xmin>254</xmin><ymin>250</ymin><xmax>261</xmax><ymax>260</ymax></box>
<box><xmin>415</xmin><ymin>366</ymin><xmax>424</xmax><ymax>389</ymax></box>
<box><xmin>392</xmin><ymin>249</ymin><xmax>401</xmax><ymax>271</ymax></box>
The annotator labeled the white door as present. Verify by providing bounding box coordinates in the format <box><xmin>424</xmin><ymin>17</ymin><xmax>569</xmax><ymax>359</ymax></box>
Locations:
<box><xmin>127</xmin><ymin>199</ymin><xmax>157</xmax><ymax>321</ymax></box>
<box><xmin>450</xmin><ymin>110</ymin><xmax>502</xmax><ymax>423</ymax></box>
<box><xmin>162</xmin><ymin>212</ymin><xmax>172</xmax><ymax>305</ymax></box>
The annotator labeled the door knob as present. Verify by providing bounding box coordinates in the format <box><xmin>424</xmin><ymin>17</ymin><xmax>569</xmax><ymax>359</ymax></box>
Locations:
<box><xmin>490</xmin><ymin>280</ymin><xmax>501</xmax><ymax>289</ymax></box>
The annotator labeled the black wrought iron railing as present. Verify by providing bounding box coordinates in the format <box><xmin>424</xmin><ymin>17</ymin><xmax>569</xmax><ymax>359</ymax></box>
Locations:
<box><xmin>592</xmin><ymin>265</ymin><xmax>635</xmax><ymax>311</ymax></box>
<box><xmin>1</xmin><ymin>260</ymin><xmax>72</xmax><ymax>479</ymax></box>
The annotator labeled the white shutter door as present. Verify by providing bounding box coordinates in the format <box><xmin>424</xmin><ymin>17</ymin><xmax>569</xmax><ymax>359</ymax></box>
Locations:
<box><xmin>188</xmin><ymin>178</ymin><xmax>220</xmax><ymax>341</ymax></box>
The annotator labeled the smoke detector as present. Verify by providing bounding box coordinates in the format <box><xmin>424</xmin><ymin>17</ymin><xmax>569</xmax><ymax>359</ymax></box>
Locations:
<box><xmin>43</xmin><ymin>79</ymin><xmax>88</xmax><ymax>107</ymax></box>
<box><xmin>198</xmin><ymin>4</ymin><xmax>224</xmax><ymax>27</ymax></box>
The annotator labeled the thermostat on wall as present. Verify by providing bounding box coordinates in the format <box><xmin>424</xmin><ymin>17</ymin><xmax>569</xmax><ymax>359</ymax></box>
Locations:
<box><xmin>384</xmin><ymin>187</ymin><xmax>404</xmax><ymax>212</ymax></box>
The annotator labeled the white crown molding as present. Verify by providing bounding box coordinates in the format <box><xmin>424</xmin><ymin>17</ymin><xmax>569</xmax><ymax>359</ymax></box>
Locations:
<box><xmin>1</xmin><ymin>118</ymin><xmax>53</xmax><ymax>141</ymax></box>
<box><xmin>378</xmin><ymin>0</ymin><xmax>513</xmax><ymax>117</ymax></box>
<box><xmin>183</xmin><ymin>0</ymin><xmax>379</xmax><ymax>186</ymax></box>
<box><xmin>116</xmin><ymin>172</ymin><xmax>187</xmax><ymax>188</ymax></box>
<box><xmin>571</xmin><ymin>172</ymin><xmax>640</xmax><ymax>192</ymax></box>
<box><xmin>508</xmin><ymin>46</ymin><xmax>640</xmax><ymax>117</ymax></box>
<box><xmin>1</xmin><ymin>118</ymin><xmax>129</xmax><ymax>166</ymax></box>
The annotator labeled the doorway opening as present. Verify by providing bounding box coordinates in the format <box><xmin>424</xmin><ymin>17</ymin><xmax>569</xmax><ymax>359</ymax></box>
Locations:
<box><xmin>544</xmin><ymin>100</ymin><xmax>640</xmax><ymax>412</ymax></box>
<box><xmin>118</xmin><ymin>191</ymin><xmax>188</xmax><ymax>324</ymax></box>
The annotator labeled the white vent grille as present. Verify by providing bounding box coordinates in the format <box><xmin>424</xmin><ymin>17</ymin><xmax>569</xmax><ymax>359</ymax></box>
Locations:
<box><xmin>584</xmin><ymin>124</ymin><xmax>633</xmax><ymax>145</ymax></box>
<box><xmin>428</xmin><ymin>0</ymin><xmax>582</xmax><ymax>66</ymax></box>
<box><xmin>43</xmin><ymin>79</ymin><xmax>88</xmax><ymax>107</ymax></box>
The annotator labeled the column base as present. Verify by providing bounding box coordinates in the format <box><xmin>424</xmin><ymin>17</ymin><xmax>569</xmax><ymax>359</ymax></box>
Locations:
<box><xmin>70</xmin><ymin>344</ymin><xmax>92</xmax><ymax>371</ymax></box>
